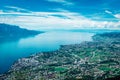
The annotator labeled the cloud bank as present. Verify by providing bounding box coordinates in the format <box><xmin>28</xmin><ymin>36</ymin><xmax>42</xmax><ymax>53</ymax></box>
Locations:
<box><xmin>0</xmin><ymin>4</ymin><xmax>120</xmax><ymax>30</ymax></box>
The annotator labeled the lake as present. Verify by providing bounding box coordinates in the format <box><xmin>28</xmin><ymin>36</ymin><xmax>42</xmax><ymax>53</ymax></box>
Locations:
<box><xmin>0</xmin><ymin>31</ymin><xmax>94</xmax><ymax>74</ymax></box>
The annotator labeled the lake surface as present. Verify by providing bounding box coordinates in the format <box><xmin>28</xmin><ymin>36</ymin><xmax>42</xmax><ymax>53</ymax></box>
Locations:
<box><xmin>0</xmin><ymin>31</ymin><xmax>94</xmax><ymax>74</ymax></box>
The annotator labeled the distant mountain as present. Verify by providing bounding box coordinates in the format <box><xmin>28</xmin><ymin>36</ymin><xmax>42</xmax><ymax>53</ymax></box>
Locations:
<box><xmin>0</xmin><ymin>23</ymin><xmax>44</xmax><ymax>43</ymax></box>
<box><xmin>92</xmin><ymin>32</ymin><xmax>120</xmax><ymax>42</ymax></box>
<box><xmin>68</xmin><ymin>29</ymin><xmax>120</xmax><ymax>33</ymax></box>
<box><xmin>0</xmin><ymin>23</ymin><xmax>43</xmax><ymax>39</ymax></box>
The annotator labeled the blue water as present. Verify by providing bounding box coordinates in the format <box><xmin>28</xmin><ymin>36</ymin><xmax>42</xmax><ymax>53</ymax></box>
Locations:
<box><xmin>0</xmin><ymin>31</ymin><xmax>94</xmax><ymax>74</ymax></box>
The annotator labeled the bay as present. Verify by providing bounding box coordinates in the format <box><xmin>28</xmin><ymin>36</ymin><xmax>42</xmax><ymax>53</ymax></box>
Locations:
<box><xmin>0</xmin><ymin>31</ymin><xmax>94</xmax><ymax>74</ymax></box>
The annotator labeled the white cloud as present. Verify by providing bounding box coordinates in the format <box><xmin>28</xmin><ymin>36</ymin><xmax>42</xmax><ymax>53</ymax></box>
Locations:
<box><xmin>114</xmin><ymin>14</ymin><xmax>120</xmax><ymax>19</ymax></box>
<box><xmin>5</xmin><ymin>6</ymin><xmax>30</xmax><ymax>12</ymax></box>
<box><xmin>0</xmin><ymin>10</ymin><xmax>4</xmax><ymax>14</ymax></box>
<box><xmin>46</xmin><ymin>0</ymin><xmax>73</xmax><ymax>5</ymax></box>
<box><xmin>0</xmin><ymin>10</ymin><xmax>120</xmax><ymax>30</ymax></box>
<box><xmin>105</xmin><ymin>10</ymin><xmax>112</xmax><ymax>14</ymax></box>
<box><xmin>105</xmin><ymin>10</ymin><xmax>120</xmax><ymax>20</ymax></box>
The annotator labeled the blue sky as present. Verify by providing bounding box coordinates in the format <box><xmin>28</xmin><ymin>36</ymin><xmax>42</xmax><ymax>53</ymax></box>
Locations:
<box><xmin>0</xmin><ymin>0</ymin><xmax>120</xmax><ymax>30</ymax></box>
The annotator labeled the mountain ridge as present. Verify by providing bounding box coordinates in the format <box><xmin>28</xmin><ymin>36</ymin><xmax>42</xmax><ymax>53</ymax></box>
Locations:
<box><xmin>0</xmin><ymin>23</ymin><xmax>44</xmax><ymax>38</ymax></box>
<box><xmin>0</xmin><ymin>23</ymin><xmax>44</xmax><ymax>43</ymax></box>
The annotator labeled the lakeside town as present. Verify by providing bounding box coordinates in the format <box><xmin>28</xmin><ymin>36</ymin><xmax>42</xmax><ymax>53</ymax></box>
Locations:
<box><xmin>0</xmin><ymin>32</ymin><xmax>120</xmax><ymax>80</ymax></box>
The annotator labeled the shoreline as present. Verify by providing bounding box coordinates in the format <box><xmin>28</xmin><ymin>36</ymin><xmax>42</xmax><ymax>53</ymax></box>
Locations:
<box><xmin>0</xmin><ymin>32</ymin><xmax>120</xmax><ymax>80</ymax></box>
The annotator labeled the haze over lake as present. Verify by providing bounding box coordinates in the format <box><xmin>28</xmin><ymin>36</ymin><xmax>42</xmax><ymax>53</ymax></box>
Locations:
<box><xmin>0</xmin><ymin>31</ymin><xmax>94</xmax><ymax>74</ymax></box>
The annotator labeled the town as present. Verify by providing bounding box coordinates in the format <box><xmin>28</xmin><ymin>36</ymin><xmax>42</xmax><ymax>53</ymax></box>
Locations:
<box><xmin>0</xmin><ymin>32</ymin><xmax>120</xmax><ymax>80</ymax></box>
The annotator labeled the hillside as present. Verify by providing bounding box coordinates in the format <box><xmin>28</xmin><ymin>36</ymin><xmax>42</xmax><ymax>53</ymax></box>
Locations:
<box><xmin>0</xmin><ymin>32</ymin><xmax>120</xmax><ymax>80</ymax></box>
<box><xmin>0</xmin><ymin>23</ymin><xmax>43</xmax><ymax>38</ymax></box>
